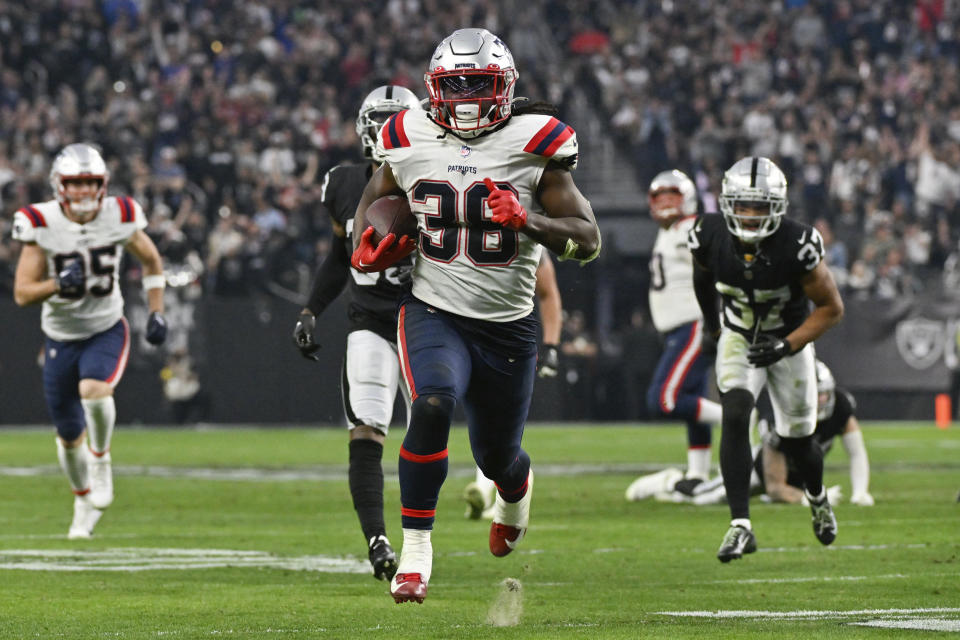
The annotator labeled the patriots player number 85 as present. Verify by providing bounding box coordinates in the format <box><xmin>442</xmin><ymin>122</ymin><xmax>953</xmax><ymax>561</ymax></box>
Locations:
<box><xmin>53</xmin><ymin>246</ymin><xmax>119</xmax><ymax>299</ymax></box>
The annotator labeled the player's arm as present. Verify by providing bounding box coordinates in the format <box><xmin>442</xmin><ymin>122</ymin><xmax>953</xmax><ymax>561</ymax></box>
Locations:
<box><xmin>126</xmin><ymin>230</ymin><xmax>165</xmax><ymax>314</ymax></box>
<box><xmin>692</xmin><ymin>257</ymin><xmax>721</xmax><ymax>337</ymax></box>
<box><xmin>126</xmin><ymin>229</ymin><xmax>168</xmax><ymax>345</ymax></box>
<box><xmin>784</xmin><ymin>261</ymin><xmax>844</xmax><ymax>352</ymax></box>
<box><xmin>841</xmin><ymin>414</ymin><xmax>873</xmax><ymax>505</ymax></box>
<box><xmin>535</xmin><ymin>253</ymin><xmax>562</xmax><ymax>377</ymax></box>
<box><xmin>487</xmin><ymin>163</ymin><xmax>599</xmax><ymax>263</ymax></box>
<box><xmin>293</xmin><ymin>219</ymin><xmax>350</xmax><ymax>361</ymax></box>
<box><xmin>352</xmin><ymin>163</ymin><xmax>405</xmax><ymax>252</ymax></box>
<box><xmin>13</xmin><ymin>243</ymin><xmax>58</xmax><ymax>306</ymax></box>
<box><xmin>761</xmin><ymin>443</ymin><xmax>805</xmax><ymax>504</ymax></box>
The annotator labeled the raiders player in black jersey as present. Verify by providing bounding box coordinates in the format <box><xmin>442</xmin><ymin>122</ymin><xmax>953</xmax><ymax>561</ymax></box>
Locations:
<box><xmin>689</xmin><ymin>156</ymin><xmax>844</xmax><ymax>562</ymax></box>
<box><xmin>292</xmin><ymin>85</ymin><xmax>422</xmax><ymax>581</ymax></box>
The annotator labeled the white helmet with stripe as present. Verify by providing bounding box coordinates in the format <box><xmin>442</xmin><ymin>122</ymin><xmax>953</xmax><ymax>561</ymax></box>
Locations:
<box><xmin>719</xmin><ymin>156</ymin><xmax>787</xmax><ymax>243</ymax></box>
<box><xmin>50</xmin><ymin>143</ymin><xmax>110</xmax><ymax>221</ymax></box>
<box><xmin>356</xmin><ymin>85</ymin><xmax>423</xmax><ymax>163</ymax></box>
<box><xmin>648</xmin><ymin>169</ymin><xmax>698</xmax><ymax>224</ymax></box>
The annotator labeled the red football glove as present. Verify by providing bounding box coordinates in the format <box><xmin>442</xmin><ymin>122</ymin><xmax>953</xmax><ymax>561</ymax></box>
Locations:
<box><xmin>484</xmin><ymin>177</ymin><xmax>527</xmax><ymax>230</ymax></box>
<box><xmin>351</xmin><ymin>226</ymin><xmax>416</xmax><ymax>273</ymax></box>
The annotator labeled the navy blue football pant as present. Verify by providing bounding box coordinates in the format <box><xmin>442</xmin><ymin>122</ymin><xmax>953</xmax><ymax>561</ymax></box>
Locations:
<box><xmin>43</xmin><ymin>319</ymin><xmax>129</xmax><ymax>441</ymax></box>
<box><xmin>646</xmin><ymin>320</ymin><xmax>712</xmax><ymax>448</ymax></box>
<box><xmin>397</xmin><ymin>297</ymin><xmax>537</xmax><ymax>530</ymax></box>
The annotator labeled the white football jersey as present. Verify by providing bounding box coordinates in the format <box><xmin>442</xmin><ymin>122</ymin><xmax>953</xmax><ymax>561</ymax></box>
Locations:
<box><xmin>377</xmin><ymin>109</ymin><xmax>579</xmax><ymax>321</ymax></box>
<box><xmin>648</xmin><ymin>216</ymin><xmax>702</xmax><ymax>333</ymax></box>
<box><xmin>12</xmin><ymin>197</ymin><xmax>146</xmax><ymax>341</ymax></box>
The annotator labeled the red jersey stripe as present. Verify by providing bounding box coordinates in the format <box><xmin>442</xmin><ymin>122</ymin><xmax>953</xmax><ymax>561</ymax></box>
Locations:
<box><xmin>21</xmin><ymin>206</ymin><xmax>47</xmax><ymax>227</ymax></box>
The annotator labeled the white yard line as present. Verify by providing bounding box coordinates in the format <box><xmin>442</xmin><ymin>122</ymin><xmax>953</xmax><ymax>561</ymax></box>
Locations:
<box><xmin>657</xmin><ymin>607</ymin><xmax>960</xmax><ymax>619</ymax></box>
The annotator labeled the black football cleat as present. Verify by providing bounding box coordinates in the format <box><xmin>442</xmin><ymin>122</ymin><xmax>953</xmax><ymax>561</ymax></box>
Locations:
<box><xmin>674</xmin><ymin>477</ymin><xmax>704</xmax><ymax>497</ymax></box>
<box><xmin>717</xmin><ymin>525</ymin><xmax>757</xmax><ymax>563</ymax></box>
<box><xmin>368</xmin><ymin>535</ymin><xmax>398</xmax><ymax>581</ymax></box>
<box><xmin>808</xmin><ymin>496</ymin><xmax>838</xmax><ymax>545</ymax></box>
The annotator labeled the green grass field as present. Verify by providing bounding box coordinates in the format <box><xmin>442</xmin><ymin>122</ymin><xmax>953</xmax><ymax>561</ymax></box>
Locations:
<box><xmin>0</xmin><ymin>423</ymin><xmax>958</xmax><ymax>639</ymax></box>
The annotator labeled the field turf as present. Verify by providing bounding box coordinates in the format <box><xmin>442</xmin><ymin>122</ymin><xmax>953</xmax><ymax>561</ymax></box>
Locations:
<box><xmin>0</xmin><ymin>423</ymin><xmax>958</xmax><ymax>638</ymax></box>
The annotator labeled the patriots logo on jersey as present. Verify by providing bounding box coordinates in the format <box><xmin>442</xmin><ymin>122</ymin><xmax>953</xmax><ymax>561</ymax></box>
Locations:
<box><xmin>448</xmin><ymin>164</ymin><xmax>477</xmax><ymax>176</ymax></box>
<box><xmin>459</xmin><ymin>145</ymin><xmax>472</xmax><ymax>157</ymax></box>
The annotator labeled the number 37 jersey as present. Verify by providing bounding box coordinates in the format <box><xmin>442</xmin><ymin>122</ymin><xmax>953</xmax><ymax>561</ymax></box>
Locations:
<box><xmin>688</xmin><ymin>213</ymin><xmax>824</xmax><ymax>339</ymax></box>
<box><xmin>12</xmin><ymin>197</ymin><xmax>146</xmax><ymax>341</ymax></box>
<box><xmin>377</xmin><ymin>109</ymin><xmax>579</xmax><ymax>322</ymax></box>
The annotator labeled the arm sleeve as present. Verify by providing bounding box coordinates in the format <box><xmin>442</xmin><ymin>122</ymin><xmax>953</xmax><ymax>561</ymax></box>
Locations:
<box><xmin>692</xmin><ymin>259</ymin><xmax>720</xmax><ymax>335</ymax></box>
<box><xmin>305</xmin><ymin>238</ymin><xmax>350</xmax><ymax>316</ymax></box>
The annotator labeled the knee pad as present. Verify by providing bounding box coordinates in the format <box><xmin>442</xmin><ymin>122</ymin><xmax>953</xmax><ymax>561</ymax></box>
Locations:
<box><xmin>721</xmin><ymin>389</ymin><xmax>754</xmax><ymax>433</ymax></box>
<box><xmin>405</xmin><ymin>394</ymin><xmax>456</xmax><ymax>451</ymax></box>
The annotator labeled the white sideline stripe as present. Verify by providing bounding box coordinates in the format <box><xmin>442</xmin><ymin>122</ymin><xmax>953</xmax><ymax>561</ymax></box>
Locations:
<box><xmin>852</xmin><ymin>619</ymin><xmax>960</xmax><ymax>631</ymax></box>
<box><xmin>758</xmin><ymin>542</ymin><xmax>929</xmax><ymax>553</ymax></box>
<box><xmin>0</xmin><ymin>462</ymin><xmax>667</xmax><ymax>482</ymax></box>
<box><xmin>657</xmin><ymin>607</ymin><xmax>960</xmax><ymax>619</ymax></box>
<box><xmin>0</xmin><ymin>547</ymin><xmax>369</xmax><ymax>573</ymax></box>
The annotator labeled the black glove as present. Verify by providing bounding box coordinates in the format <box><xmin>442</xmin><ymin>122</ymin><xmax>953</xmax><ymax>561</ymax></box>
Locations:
<box><xmin>145</xmin><ymin>311</ymin><xmax>167</xmax><ymax>345</ymax></box>
<box><xmin>537</xmin><ymin>344</ymin><xmax>560</xmax><ymax>378</ymax></box>
<box><xmin>56</xmin><ymin>260</ymin><xmax>85</xmax><ymax>297</ymax></box>
<box><xmin>747</xmin><ymin>335</ymin><xmax>792</xmax><ymax>367</ymax></box>
<box><xmin>701</xmin><ymin>327</ymin><xmax>720</xmax><ymax>359</ymax></box>
<box><xmin>293</xmin><ymin>311</ymin><xmax>321</xmax><ymax>361</ymax></box>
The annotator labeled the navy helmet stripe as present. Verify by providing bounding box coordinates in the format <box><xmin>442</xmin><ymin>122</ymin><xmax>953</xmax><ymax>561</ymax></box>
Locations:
<box><xmin>531</xmin><ymin>120</ymin><xmax>568</xmax><ymax>156</ymax></box>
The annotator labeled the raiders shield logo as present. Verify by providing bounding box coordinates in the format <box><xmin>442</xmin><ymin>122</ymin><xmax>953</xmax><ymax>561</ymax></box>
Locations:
<box><xmin>895</xmin><ymin>317</ymin><xmax>945</xmax><ymax>370</ymax></box>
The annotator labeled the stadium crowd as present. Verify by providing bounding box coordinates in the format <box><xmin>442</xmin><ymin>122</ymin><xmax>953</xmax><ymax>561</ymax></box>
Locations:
<box><xmin>1</xmin><ymin>0</ymin><xmax>960</xmax><ymax>420</ymax></box>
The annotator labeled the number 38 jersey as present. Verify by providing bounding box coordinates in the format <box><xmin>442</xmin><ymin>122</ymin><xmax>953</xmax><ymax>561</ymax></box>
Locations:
<box><xmin>12</xmin><ymin>197</ymin><xmax>146</xmax><ymax>341</ymax></box>
<box><xmin>376</xmin><ymin>109</ymin><xmax>579</xmax><ymax>322</ymax></box>
<box><xmin>688</xmin><ymin>213</ymin><xmax>824</xmax><ymax>339</ymax></box>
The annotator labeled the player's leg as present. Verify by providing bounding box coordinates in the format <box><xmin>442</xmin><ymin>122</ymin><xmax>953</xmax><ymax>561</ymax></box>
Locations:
<box><xmin>645</xmin><ymin>321</ymin><xmax>721</xmax><ymax>490</ymax></box>
<box><xmin>714</xmin><ymin>330</ymin><xmax>764</xmax><ymax>561</ymax></box>
<box><xmin>767</xmin><ymin>345</ymin><xmax>836</xmax><ymax>545</ymax></box>
<box><xmin>43</xmin><ymin>337</ymin><xmax>102</xmax><ymax>539</ymax></box>
<box><xmin>390</xmin><ymin>300</ymin><xmax>471</xmax><ymax>603</ymax></box>
<box><xmin>462</xmin><ymin>336</ymin><xmax>537</xmax><ymax>557</ymax></box>
<box><xmin>77</xmin><ymin>319</ymin><xmax>129</xmax><ymax>511</ymax></box>
<box><xmin>341</xmin><ymin>329</ymin><xmax>401</xmax><ymax>580</ymax></box>
<box><xmin>463</xmin><ymin>466</ymin><xmax>496</xmax><ymax>519</ymax></box>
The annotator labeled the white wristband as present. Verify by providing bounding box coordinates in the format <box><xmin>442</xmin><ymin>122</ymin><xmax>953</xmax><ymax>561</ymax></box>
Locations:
<box><xmin>143</xmin><ymin>274</ymin><xmax>166</xmax><ymax>291</ymax></box>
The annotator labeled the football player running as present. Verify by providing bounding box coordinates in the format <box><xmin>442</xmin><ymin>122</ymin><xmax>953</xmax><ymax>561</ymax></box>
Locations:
<box><xmin>12</xmin><ymin>143</ymin><xmax>167</xmax><ymax>539</ymax></box>
<box><xmin>688</xmin><ymin>156</ymin><xmax>844</xmax><ymax>562</ymax></box>
<box><xmin>292</xmin><ymin>85</ymin><xmax>422</xmax><ymax>582</ymax></box>
<box><xmin>350</xmin><ymin>28</ymin><xmax>601</xmax><ymax>603</ymax></box>
<box><xmin>626</xmin><ymin>170</ymin><xmax>722</xmax><ymax>501</ymax></box>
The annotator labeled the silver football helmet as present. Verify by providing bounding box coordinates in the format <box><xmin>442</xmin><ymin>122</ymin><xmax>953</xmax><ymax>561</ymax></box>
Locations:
<box><xmin>815</xmin><ymin>359</ymin><xmax>836</xmax><ymax>421</ymax></box>
<box><xmin>648</xmin><ymin>169</ymin><xmax>698</xmax><ymax>223</ymax></box>
<box><xmin>719</xmin><ymin>156</ymin><xmax>787</xmax><ymax>243</ymax></box>
<box><xmin>356</xmin><ymin>85</ymin><xmax>423</xmax><ymax>163</ymax></box>
<box><xmin>50</xmin><ymin>143</ymin><xmax>110</xmax><ymax>220</ymax></box>
<box><xmin>424</xmin><ymin>28</ymin><xmax>518</xmax><ymax>138</ymax></box>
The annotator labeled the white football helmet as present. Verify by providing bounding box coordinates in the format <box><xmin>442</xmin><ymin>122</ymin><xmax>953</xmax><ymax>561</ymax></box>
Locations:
<box><xmin>424</xmin><ymin>28</ymin><xmax>518</xmax><ymax>138</ymax></box>
<box><xmin>50</xmin><ymin>143</ymin><xmax>109</xmax><ymax>221</ymax></box>
<box><xmin>815</xmin><ymin>359</ymin><xmax>836</xmax><ymax>421</ymax></box>
<box><xmin>648</xmin><ymin>169</ymin><xmax>698</xmax><ymax>223</ymax></box>
<box><xmin>719</xmin><ymin>156</ymin><xmax>787</xmax><ymax>243</ymax></box>
<box><xmin>356</xmin><ymin>85</ymin><xmax>423</xmax><ymax>163</ymax></box>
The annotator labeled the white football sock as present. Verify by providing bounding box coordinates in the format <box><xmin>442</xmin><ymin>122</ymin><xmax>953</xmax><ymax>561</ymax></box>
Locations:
<box><xmin>697</xmin><ymin>397</ymin><xmax>722</xmax><ymax>424</ymax></box>
<box><xmin>82</xmin><ymin>396</ymin><xmax>116</xmax><ymax>456</ymax></box>
<box><xmin>474</xmin><ymin>467</ymin><xmax>497</xmax><ymax>509</ymax></box>
<box><xmin>397</xmin><ymin>528</ymin><xmax>433</xmax><ymax>583</ymax></box>
<box><xmin>731</xmin><ymin>518</ymin><xmax>751</xmax><ymax>531</ymax></box>
<box><xmin>841</xmin><ymin>429</ymin><xmax>870</xmax><ymax>498</ymax></box>
<box><xmin>56</xmin><ymin>438</ymin><xmax>89</xmax><ymax>494</ymax></box>
<box><xmin>686</xmin><ymin>447</ymin><xmax>712</xmax><ymax>480</ymax></box>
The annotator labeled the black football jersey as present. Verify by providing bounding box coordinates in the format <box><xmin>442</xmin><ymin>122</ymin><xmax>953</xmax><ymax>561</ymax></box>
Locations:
<box><xmin>689</xmin><ymin>213</ymin><xmax>824</xmax><ymax>339</ymax></box>
<box><xmin>320</xmin><ymin>163</ymin><xmax>412</xmax><ymax>341</ymax></box>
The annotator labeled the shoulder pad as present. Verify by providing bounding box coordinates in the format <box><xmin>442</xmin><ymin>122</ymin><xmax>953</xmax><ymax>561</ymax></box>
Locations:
<box><xmin>522</xmin><ymin>116</ymin><xmax>578</xmax><ymax>167</ymax></box>
<box><xmin>380</xmin><ymin>110</ymin><xmax>413</xmax><ymax>151</ymax></box>
<box><xmin>17</xmin><ymin>205</ymin><xmax>48</xmax><ymax>229</ymax></box>
<box><xmin>12</xmin><ymin>208</ymin><xmax>42</xmax><ymax>242</ymax></box>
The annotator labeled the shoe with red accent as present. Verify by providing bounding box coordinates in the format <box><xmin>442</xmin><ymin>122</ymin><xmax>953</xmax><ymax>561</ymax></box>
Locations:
<box><xmin>489</xmin><ymin>469</ymin><xmax>533</xmax><ymax>557</ymax></box>
<box><xmin>390</xmin><ymin>572</ymin><xmax>427</xmax><ymax>603</ymax></box>
<box><xmin>390</xmin><ymin>528</ymin><xmax>432</xmax><ymax>604</ymax></box>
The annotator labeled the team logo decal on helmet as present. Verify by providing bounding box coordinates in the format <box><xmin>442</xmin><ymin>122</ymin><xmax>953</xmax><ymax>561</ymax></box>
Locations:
<box><xmin>719</xmin><ymin>156</ymin><xmax>787</xmax><ymax>243</ymax></box>
<box><xmin>424</xmin><ymin>28</ymin><xmax>518</xmax><ymax>138</ymax></box>
<box><xmin>50</xmin><ymin>143</ymin><xmax>110</xmax><ymax>221</ymax></box>
<box><xmin>648</xmin><ymin>169</ymin><xmax>698</xmax><ymax>224</ymax></box>
<box><xmin>356</xmin><ymin>85</ymin><xmax>423</xmax><ymax>162</ymax></box>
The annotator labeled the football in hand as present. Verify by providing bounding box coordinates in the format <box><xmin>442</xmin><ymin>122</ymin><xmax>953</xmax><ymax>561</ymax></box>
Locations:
<box><xmin>364</xmin><ymin>195</ymin><xmax>418</xmax><ymax>245</ymax></box>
